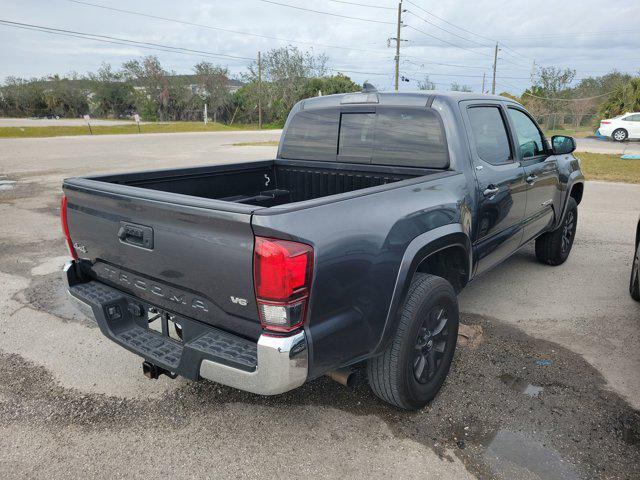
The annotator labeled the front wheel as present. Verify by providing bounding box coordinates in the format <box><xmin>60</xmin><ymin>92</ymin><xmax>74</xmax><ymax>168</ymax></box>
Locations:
<box><xmin>367</xmin><ymin>274</ymin><xmax>459</xmax><ymax>410</ymax></box>
<box><xmin>612</xmin><ymin>128</ymin><xmax>628</xmax><ymax>142</ymax></box>
<box><xmin>631</xmin><ymin>242</ymin><xmax>640</xmax><ymax>301</ymax></box>
<box><xmin>535</xmin><ymin>197</ymin><xmax>578</xmax><ymax>266</ymax></box>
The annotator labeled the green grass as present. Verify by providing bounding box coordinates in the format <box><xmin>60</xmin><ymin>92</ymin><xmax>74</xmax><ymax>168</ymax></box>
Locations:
<box><xmin>0</xmin><ymin>122</ymin><xmax>279</xmax><ymax>138</ymax></box>
<box><xmin>575</xmin><ymin>152</ymin><xmax>640</xmax><ymax>184</ymax></box>
<box><xmin>231</xmin><ymin>140</ymin><xmax>280</xmax><ymax>147</ymax></box>
<box><xmin>543</xmin><ymin>126</ymin><xmax>596</xmax><ymax>139</ymax></box>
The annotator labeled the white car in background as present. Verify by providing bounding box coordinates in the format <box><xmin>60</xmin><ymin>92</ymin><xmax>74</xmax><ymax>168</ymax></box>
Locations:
<box><xmin>599</xmin><ymin>112</ymin><xmax>640</xmax><ymax>141</ymax></box>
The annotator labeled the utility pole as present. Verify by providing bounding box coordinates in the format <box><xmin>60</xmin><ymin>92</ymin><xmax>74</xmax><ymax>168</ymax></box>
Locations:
<box><xmin>481</xmin><ymin>73</ymin><xmax>486</xmax><ymax>94</ymax></box>
<box><xmin>257</xmin><ymin>51</ymin><xmax>263</xmax><ymax>130</ymax></box>
<box><xmin>491</xmin><ymin>42</ymin><xmax>499</xmax><ymax>94</ymax></box>
<box><xmin>394</xmin><ymin>2</ymin><xmax>402</xmax><ymax>92</ymax></box>
<box><xmin>203</xmin><ymin>103</ymin><xmax>208</xmax><ymax>125</ymax></box>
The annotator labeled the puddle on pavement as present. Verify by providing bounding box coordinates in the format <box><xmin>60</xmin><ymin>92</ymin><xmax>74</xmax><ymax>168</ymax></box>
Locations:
<box><xmin>499</xmin><ymin>373</ymin><xmax>544</xmax><ymax>397</ymax></box>
<box><xmin>482</xmin><ymin>429</ymin><xmax>582</xmax><ymax>480</ymax></box>
<box><xmin>0</xmin><ymin>180</ymin><xmax>16</xmax><ymax>191</ymax></box>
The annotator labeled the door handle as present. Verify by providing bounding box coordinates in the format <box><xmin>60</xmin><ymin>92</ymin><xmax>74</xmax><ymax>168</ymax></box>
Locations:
<box><xmin>526</xmin><ymin>174</ymin><xmax>538</xmax><ymax>184</ymax></box>
<box><xmin>483</xmin><ymin>185</ymin><xmax>499</xmax><ymax>197</ymax></box>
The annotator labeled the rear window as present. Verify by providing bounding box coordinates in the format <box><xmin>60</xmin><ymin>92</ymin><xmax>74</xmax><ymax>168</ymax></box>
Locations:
<box><xmin>339</xmin><ymin>112</ymin><xmax>375</xmax><ymax>159</ymax></box>
<box><xmin>279</xmin><ymin>109</ymin><xmax>338</xmax><ymax>161</ymax></box>
<box><xmin>281</xmin><ymin>106</ymin><xmax>448</xmax><ymax>168</ymax></box>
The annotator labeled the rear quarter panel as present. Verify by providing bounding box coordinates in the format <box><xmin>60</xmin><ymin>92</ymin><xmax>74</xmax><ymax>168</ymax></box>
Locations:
<box><xmin>252</xmin><ymin>171</ymin><xmax>472</xmax><ymax>378</ymax></box>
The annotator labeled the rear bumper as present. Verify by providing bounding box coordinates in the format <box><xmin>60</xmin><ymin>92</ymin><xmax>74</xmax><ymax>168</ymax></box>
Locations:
<box><xmin>598</xmin><ymin>124</ymin><xmax>614</xmax><ymax>137</ymax></box>
<box><xmin>64</xmin><ymin>261</ymin><xmax>308</xmax><ymax>395</ymax></box>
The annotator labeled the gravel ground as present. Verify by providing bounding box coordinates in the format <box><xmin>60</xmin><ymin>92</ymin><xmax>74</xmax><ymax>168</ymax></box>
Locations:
<box><xmin>0</xmin><ymin>132</ymin><xmax>638</xmax><ymax>479</ymax></box>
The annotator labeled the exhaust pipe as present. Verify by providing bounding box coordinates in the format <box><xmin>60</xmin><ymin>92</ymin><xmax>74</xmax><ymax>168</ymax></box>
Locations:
<box><xmin>326</xmin><ymin>367</ymin><xmax>355</xmax><ymax>387</ymax></box>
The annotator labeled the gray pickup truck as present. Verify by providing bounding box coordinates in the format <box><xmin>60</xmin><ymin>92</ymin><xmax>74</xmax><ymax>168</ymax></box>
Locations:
<box><xmin>61</xmin><ymin>89</ymin><xmax>584</xmax><ymax>409</ymax></box>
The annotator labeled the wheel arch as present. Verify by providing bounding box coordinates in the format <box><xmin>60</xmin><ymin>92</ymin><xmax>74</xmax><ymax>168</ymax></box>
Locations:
<box><xmin>569</xmin><ymin>182</ymin><xmax>584</xmax><ymax>205</ymax></box>
<box><xmin>371</xmin><ymin>224</ymin><xmax>471</xmax><ymax>356</ymax></box>
<box><xmin>555</xmin><ymin>176</ymin><xmax>584</xmax><ymax>229</ymax></box>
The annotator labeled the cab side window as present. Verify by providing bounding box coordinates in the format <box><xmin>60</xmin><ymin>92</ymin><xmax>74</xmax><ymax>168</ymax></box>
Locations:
<box><xmin>467</xmin><ymin>106</ymin><xmax>512</xmax><ymax>165</ymax></box>
<box><xmin>507</xmin><ymin>108</ymin><xmax>546</xmax><ymax>159</ymax></box>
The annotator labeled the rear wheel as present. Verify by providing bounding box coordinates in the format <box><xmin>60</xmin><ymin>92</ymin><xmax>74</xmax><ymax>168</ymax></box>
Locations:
<box><xmin>631</xmin><ymin>242</ymin><xmax>640</xmax><ymax>301</ymax></box>
<box><xmin>535</xmin><ymin>197</ymin><xmax>578</xmax><ymax>266</ymax></box>
<box><xmin>367</xmin><ymin>274</ymin><xmax>459</xmax><ymax>410</ymax></box>
<box><xmin>612</xmin><ymin>128</ymin><xmax>628</xmax><ymax>142</ymax></box>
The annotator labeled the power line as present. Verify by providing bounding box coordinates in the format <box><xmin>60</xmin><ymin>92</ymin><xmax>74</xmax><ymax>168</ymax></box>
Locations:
<box><xmin>254</xmin><ymin>0</ymin><xmax>395</xmax><ymax>24</ymax></box>
<box><xmin>404</xmin><ymin>0</ymin><xmax>494</xmax><ymax>42</ymax></box>
<box><xmin>325</xmin><ymin>0</ymin><xmax>394</xmax><ymax>9</ymax></box>
<box><xmin>403</xmin><ymin>58</ymin><xmax>490</xmax><ymax>70</ymax></box>
<box><xmin>405</xmin><ymin>24</ymin><xmax>494</xmax><ymax>58</ymax></box>
<box><xmin>402</xmin><ymin>70</ymin><xmax>530</xmax><ymax>80</ymax></box>
<box><xmin>500</xmin><ymin>29</ymin><xmax>640</xmax><ymax>39</ymax></box>
<box><xmin>64</xmin><ymin>0</ymin><xmax>394</xmax><ymax>56</ymax></box>
<box><xmin>0</xmin><ymin>19</ymin><xmax>255</xmax><ymax>62</ymax></box>
<box><xmin>521</xmin><ymin>90</ymin><xmax>615</xmax><ymax>101</ymax></box>
<box><xmin>405</xmin><ymin>0</ymin><xmax>536</xmax><ymax>63</ymax></box>
<box><xmin>404</xmin><ymin>10</ymin><xmax>490</xmax><ymax>48</ymax></box>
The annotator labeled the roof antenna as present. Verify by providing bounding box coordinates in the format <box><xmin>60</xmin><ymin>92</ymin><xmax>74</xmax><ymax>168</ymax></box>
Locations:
<box><xmin>362</xmin><ymin>82</ymin><xmax>377</xmax><ymax>93</ymax></box>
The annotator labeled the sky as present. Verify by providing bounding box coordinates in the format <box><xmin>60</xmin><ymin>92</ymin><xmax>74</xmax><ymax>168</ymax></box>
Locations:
<box><xmin>0</xmin><ymin>0</ymin><xmax>638</xmax><ymax>94</ymax></box>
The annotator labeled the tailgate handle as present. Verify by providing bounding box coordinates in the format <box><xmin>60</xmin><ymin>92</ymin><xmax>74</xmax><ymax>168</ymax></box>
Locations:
<box><xmin>118</xmin><ymin>222</ymin><xmax>154</xmax><ymax>250</ymax></box>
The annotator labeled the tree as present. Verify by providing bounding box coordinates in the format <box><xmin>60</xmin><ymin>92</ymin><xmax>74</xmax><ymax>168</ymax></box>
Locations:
<box><xmin>122</xmin><ymin>56</ymin><xmax>170</xmax><ymax>121</ymax></box>
<box><xmin>301</xmin><ymin>73</ymin><xmax>360</xmax><ymax>98</ymax></box>
<box><xmin>535</xmin><ymin>66</ymin><xmax>576</xmax><ymax>129</ymax></box>
<box><xmin>418</xmin><ymin>76</ymin><xmax>436</xmax><ymax>90</ymax></box>
<box><xmin>89</xmin><ymin>63</ymin><xmax>135</xmax><ymax>118</ymax></box>
<box><xmin>600</xmin><ymin>78</ymin><xmax>640</xmax><ymax>117</ymax></box>
<box><xmin>450</xmin><ymin>82</ymin><xmax>472</xmax><ymax>92</ymax></box>
<box><xmin>193</xmin><ymin>62</ymin><xmax>231</xmax><ymax>122</ymax></box>
<box><xmin>0</xmin><ymin>77</ymin><xmax>47</xmax><ymax>117</ymax></box>
<box><xmin>499</xmin><ymin>91</ymin><xmax>520</xmax><ymax>102</ymax></box>
<box><xmin>243</xmin><ymin>46</ymin><xmax>329</xmax><ymax>124</ymax></box>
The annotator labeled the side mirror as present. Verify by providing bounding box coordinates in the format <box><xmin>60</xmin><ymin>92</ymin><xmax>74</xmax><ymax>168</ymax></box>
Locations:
<box><xmin>552</xmin><ymin>135</ymin><xmax>576</xmax><ymax>155</ymax></box>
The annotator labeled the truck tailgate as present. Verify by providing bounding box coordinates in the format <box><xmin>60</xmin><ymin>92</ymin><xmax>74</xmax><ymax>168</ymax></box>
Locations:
<box><xmin>63</xmin><ymin>180</ymin><xmax>262</xmax><ymax>340</ymax></box>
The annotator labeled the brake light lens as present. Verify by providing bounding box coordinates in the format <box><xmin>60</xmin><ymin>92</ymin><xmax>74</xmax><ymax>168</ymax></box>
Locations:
<box><xmin>60</xmin><ymin>195</ymin><xmax>78</xmax><ymax>260</ymax></box>
<box><xmin>253</xmin><ymin>236</ymin><xmax>313</xmax><ymax>332</ymax></box>
<box><xmin>601</xmin><ymin>121</ymin><xmax>611</xmax><ymax>124</ymax></box>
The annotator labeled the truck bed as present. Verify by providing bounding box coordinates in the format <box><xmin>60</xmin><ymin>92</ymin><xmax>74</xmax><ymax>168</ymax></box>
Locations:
<box><xmin>93</xmin><ymin>159</ymin><xmax>438</xmax><ymax>208</ymax></box>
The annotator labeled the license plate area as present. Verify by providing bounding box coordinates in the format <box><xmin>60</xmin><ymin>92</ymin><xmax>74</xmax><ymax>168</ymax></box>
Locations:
<box><xmin>147</xmin><ymin>306</ymin><xmax>183</xmax><ymax>343</ymax></box>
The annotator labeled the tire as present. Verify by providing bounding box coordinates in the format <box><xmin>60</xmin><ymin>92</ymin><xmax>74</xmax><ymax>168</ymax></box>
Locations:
<box><xmin>535</xmin><ymin>197</ymin><xmax>578</xmax><ymax>266</ymax></box>
<box><xmin>631</xmin><ymin>242</ymin><xmax>640</xmax><ymax>301</ymax></box>
<box><xmin>367</xmin><ymin>273</ymin><xmax>459</xmax><ymax>410</ymax></box>
<box><xmin>612</xmin><ymin>128</ymin><xmax>628</xmax><ymax>142</ymax></box>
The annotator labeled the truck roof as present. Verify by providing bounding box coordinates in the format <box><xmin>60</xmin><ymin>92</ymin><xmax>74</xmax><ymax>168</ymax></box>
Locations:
<box><xmin>300</xmin><ymin>90</ymin><xmax>519</xmax><ymax>109</ymax></box>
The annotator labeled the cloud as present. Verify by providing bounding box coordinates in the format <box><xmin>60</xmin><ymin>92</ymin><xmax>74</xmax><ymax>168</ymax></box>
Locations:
<box><xmin>0</xmin><ymin>0</ymin><xmax>638</xmax><ymax>92</ymax></box>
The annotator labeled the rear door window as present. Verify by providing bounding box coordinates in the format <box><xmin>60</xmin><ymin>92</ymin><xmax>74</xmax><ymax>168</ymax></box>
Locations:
<box><xmin>373</xmin><ymin>109</ymin><xmax>448</xmax><ymax>168</ymax></box>
<box><xmin>467</xmin><ymin>106</ymin><xmax>512</xmax><ymax>165</ymax></box>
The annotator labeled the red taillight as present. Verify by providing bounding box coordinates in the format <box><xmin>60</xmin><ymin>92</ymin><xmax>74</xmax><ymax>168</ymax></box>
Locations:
<box><xmin>601</xmin><ymin>121</ymin><xmax>611</xmax><ymax>124</ymax></box>
<box><xmin>60</xmin><ymin>195</ymin><xmax>78</xmax><ymax>260</ymax></box>
<box><xmin>253</xmin><ymin>236</ymin><xmax>313</xmax><ymax>332</ymax></box>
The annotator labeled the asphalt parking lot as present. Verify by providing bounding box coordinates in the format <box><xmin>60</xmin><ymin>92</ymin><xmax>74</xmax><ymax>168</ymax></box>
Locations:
<box><xmin>0</xmin><ymin>131</ymin><xmax>639</xmax><ymax>479</ymax></box>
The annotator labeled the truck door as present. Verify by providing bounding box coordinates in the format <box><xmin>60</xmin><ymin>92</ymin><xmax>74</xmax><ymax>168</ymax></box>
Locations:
<box><xmin>506</xmin><ymin>106</ymin><xmax>560</xmax><ymax>242</ymax></box>
<box><xmin>463</xmin><ymin>103</ymin><xmax>527</xmax><ymax>275</ymax></box>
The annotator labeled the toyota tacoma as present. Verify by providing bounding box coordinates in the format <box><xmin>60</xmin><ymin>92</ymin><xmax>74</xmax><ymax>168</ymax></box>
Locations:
<box><xmin>61</xmin><ymin>89</ymin><xmax>584</xmax><ymax>409</ymax></box>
